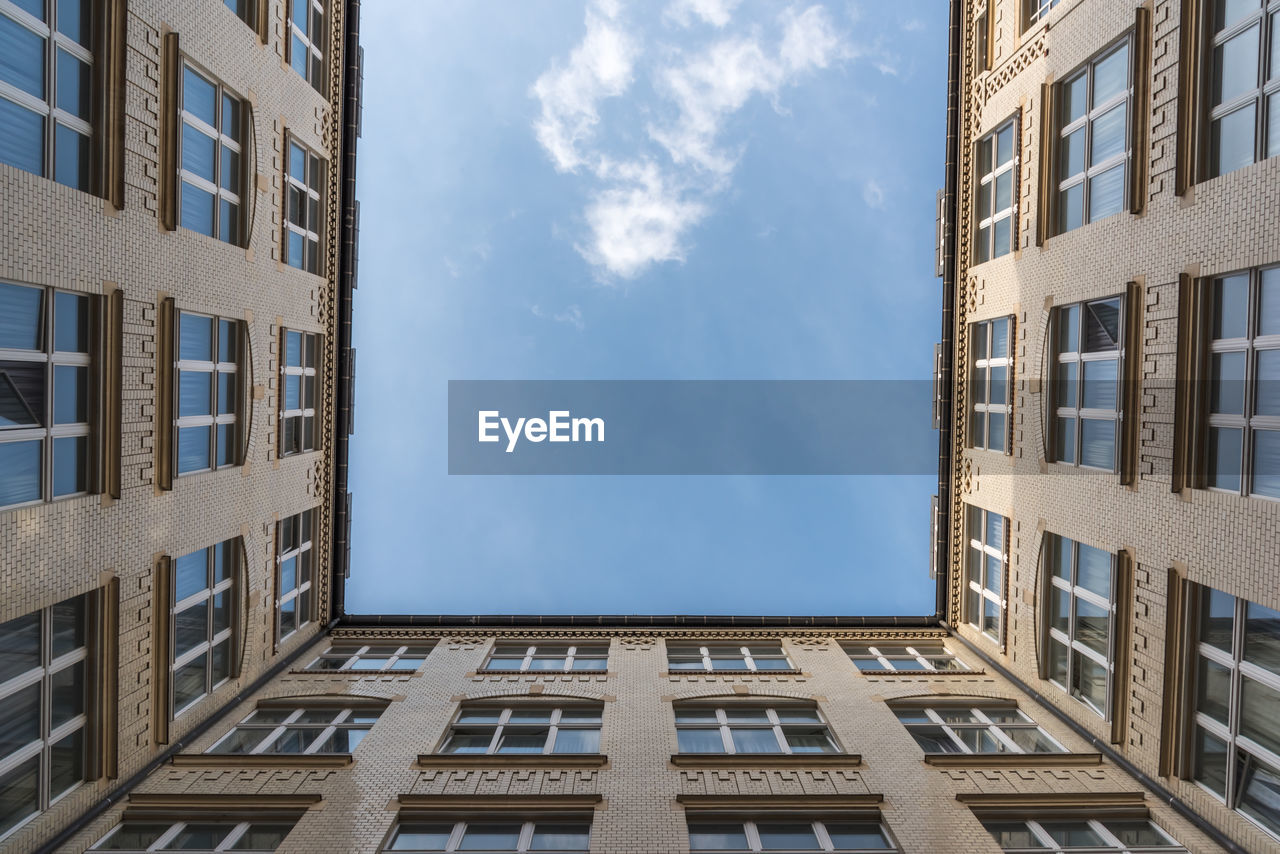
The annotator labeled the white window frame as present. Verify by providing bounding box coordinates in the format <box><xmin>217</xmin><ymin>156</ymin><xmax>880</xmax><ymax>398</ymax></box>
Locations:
<box><xmin>305</xmin><ymin>643</ymin><xmax>431</xmax><ymax>672</ymax></box>
<box><xmin>286</xmin><ymin>0</ymin><xmax>325</xmax><ymax>91</ymax></box>
<box><xmin>0</xmin><ymin>282</ymin><xmax>93</xmax><ymax>508</ymax></box>
<box><xmin>438</xmin><ymin>705</ymin><xmax>603</xmax><ymax>756</ymax></box>
<box><xmin>385</xmin><ymin>819</ymin><xmax>591</xmax><ymax>853</ymax></box>
<box><xmin>174</xmin><ymin>311</ymin><xmax>240</xmax><ymax>475</ymax></box>
<box><xmin>275</xmin><ymin>509</ymin><xmax>314</xmax><ymax>643</ymax></box>
<box><xmin>974</xmin><ymin>119</ymin><xmax>1016</xmax><ymax>262</ymax></box>
<box><xmin>90</xmin><ymin>819</ymin><xmax>297</xmax><ymax>852</ymax></box>
<box><xmin>171</xmin><ymin>542</ymin><xmax>234</xmax><ymax>718</ymax></box>
<box><xmin>0</xmin><ymin>0</ymin><xmax>94</xmax><ymax>189</ymax></box>
<box><xmin>206</xmin><ymin>706</ymin><xmax>377</xmax><ymax>755</ymax></box>
<box><xmin>897</xmin><ymin>706</ymin><xmax>1066</xmax><ymax>755</ymax></box>
<box><xmin>1023</xmin><ymin>0</ymin><xmax>1061</xmax><ymax>29</ymax></box>
<box><xmin>283</xmin><ymin>137</ymin><xmax>323</xmax><ymax>273</ymax></box>
<box><xmin>177</xmin><ymin>61</ymin><xmax>244</xmax><ymax>244</ymax></box>
<box><xmin>970</xmin><ymin>317</ymin><xmax>1013</xmax><ymax>452</ymax></box>
<box><xmin>280</xmin><ymin>330</ymin><xmax>318</xmax><ymax>456</ymax></box>
<box><xmin>1044</xmin><ymin>535</ymin><xmax>1116</xmax><ymax>718</ymax></box>
<box><xmin>1050</xmin><ymin>296</ymin><xmax>1124</xmax><ymax>470</ymax></box>
<box><xmin>844</xmin><ymin>642</ymin><xmax>969</xmax><ymax>673</ymax></box>
<box><xmin>1203</xmin><ymin>0</ymin><xmax>1280</xmax><ymax>178</ymax></box>
<box><xmin>482</xmin><ymin>642</ymin><xmax>609</xmax><ymax>672</ymax></box>
<box><xmin>965</xmin><ymin>506</ymin><xmax>1008</xmax><ymax>644</ymax></box>
<box><xmin>687</xmin><ymin>817</ymin><xmax>897</xmax><ymax>852</ymax></box>
<box><xmin>674</xmin><ymin>705</ymin><xmax>840</xmax><ymax>755</ymax></box>
<box><xmin>1055</xmin><ymin>39</ymin><xmax>1132</xmax><ymax>233</ymax></box>
<box><xmin>665</xmin><ymin>643</ymin><xmax>795</xmax><ymax>673</ymax></box>
<box><xmin>0</xmin><ymin>595</ymin><xmax>89</xmax><ymax>843</ymax></box>
<box><xmin>984</xmin><ymin>817</ymin><xmax>1186</xmax><ymax>852</ymax></box>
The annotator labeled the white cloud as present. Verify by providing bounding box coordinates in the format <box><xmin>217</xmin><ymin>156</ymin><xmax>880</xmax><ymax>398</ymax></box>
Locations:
<box><xmin>862</xmin><ymin>179</ymin><xmax>884</xmax><ymax>209</ymax></box>
<box><xmin>531</xmin><ymin>1</ymin><xmax>639</xmax><ymax>172</ymax></box>
<box><xmin>778</xmin><ymin>5</ymin><xmax>844</xmax><ymax>73</ymax></box>
<box><xmin>664</xmin><ymin>0</ymin><xmax>740</xmax><ymax>28</ymax></box>
<box><xmin>531</xmin><ymin>303</ymin><xmax>586</xmax><ymax>331</ymax></box>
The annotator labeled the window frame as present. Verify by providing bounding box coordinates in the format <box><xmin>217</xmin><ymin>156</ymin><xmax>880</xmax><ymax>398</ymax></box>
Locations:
<box><xmin>686</xmin><ymin>816</ymin><xmax>898</xmax><ymax>852</ymax></box>
<box><xmin>172</xmin><ymin>310</ymin><xmax>243</xmax><ymax>476</ymax></box>
<box><xmin>0</xmin><ymin>281</ymin><xmax>97</xmax><ymax>509</ymax></box>
<box><xmin>1052</xmin><ymin>37</ymin><xmax>1133</xmax><ymax>234</ymax></box>
<box><xmin>206</xmin><ymin>704</ymin><xmax>380</xmax><ymax>755</ymax></box>
<box><xmin>973</xmin><ymin>118</ymin><xmax>1017</xmax><ymax>263</ymax></box>
<box><xmin>965</xmin><ymin>505</ymin><xmax>1008</xmax><ymax>645</ymax></box>
<box><xmin>305</xmin><ymin>643</ymin><xmax>432</xmax><ymax>673</ymax></box>
<box><xmin>170</xmin><ymin>541</ymin><xmax>236</xmax><ymax>718</ymax></box>
<box><xmin>176</xmin><ymin>59</ymin><xmax>246</xmax><ymax>245</ymax></box>
<box><xmin>896</xmin><ymin>705</ymin><xmax>1067</xmax><ymax>755</ymax></box>
<box><xmin>481</xmin><ymin>642</ymin><xmax>609</xmax><ymax>673</ymax></box>
<box><xmin>384</xmin><ymin>819</ymin><xmax>591</xmax><ymax>853</ymax></box>
<box><xmin>279</xmin><ymin>329</ymin><xmax>318</xmax><ymax>456</ymax></box>
<box><xmin>1049</xmin><ymin>295</ymin><xmax>1125</xmax><ymax>471</ymax></box>
<box><xmin>89</xmin><ymin>817</ymin><xmax>300</xmax><ymax>852</ymax></box>
<box><xmin>1200</xmin><ymin>0</ymin><xmax>1280</xmax><ymax>179</ymax></box>
<box><xmin>970</xmin><ymin>317</ymin><xmax>1013</xmax><ymax>452</ymax></box>
<box><xmin>437</xmin><ymin>704</ymin><xmax>604</xmax><ymax>756</ymax></box>
<box><xmin>286</xmin><ymin>0</ymin><xmax>326</xmax><ymax>92</ymax></box>
<box><xmin>673</xmin><ymin>704</ymin><xmax>841</xmax><ymax>755</ymax></box>
<box><xmin>844</xmin><ymin>641</ymin><xmax>969</xmax><ymax>673</ymax></box>
<box><xmin>0</xmin><ymin>0</ymin><xmax>95</xmax><ymax>190</ymax></box>
<box><xmin>283</xmin><ymin>136</ymin><xmax>324</xmax><ymax>274</ymax></box>
<box><xmin>1023</xmin><ymin>0</ymin><xmax>1061</xmax><ymax>30</ymax></box>
<box><xmin>983</xmin><ymin>817</ymin><xmax>1187</xmax><ymax>852</ymax></box>
<box><xmin>665</xmin><ymin>642</ymin><xmax>796</xmax><ymax>673</ymax></box>
<box><xmin>0</xmin><ymin>594</ymin><xmax>91</xmax><ymax>843</ymax></box>
<box><xmin>1043</xmin><ymin>534</ymin><xmax>1117</xmax><ymax>718</ymax></box>
<box><xmin>274</xmin><ymin>509</ymin><xmax>315</xmax><ymax>644</ymax></box>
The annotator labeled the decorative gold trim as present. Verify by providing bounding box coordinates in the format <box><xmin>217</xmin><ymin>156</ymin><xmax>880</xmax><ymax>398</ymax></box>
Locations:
<box><xmin>669</xmin><ymin>754</ymin><xmax>861</xmax><ymax>768</ymax></box>
<box><xmin>170</xmin><ymin>753</ymin><xmax>353</xmax><ymax>768</ymax></box>
<box><xmin>415</xmin><ymin>754</ymin><xmax>609</xmax><ymax>769</ymax></box>
<box><xmin>924</xmin><ymin>752</ymin><xmax>1102</xmax><ymax>768</ymax></box>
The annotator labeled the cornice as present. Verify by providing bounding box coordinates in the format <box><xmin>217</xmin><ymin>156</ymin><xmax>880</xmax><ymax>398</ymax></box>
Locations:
<box><xmin>415</xmin><ymin>754</ymin><xmax>609</xmax><ymax>769</ymax></box>
<box><xmin>669</xmin><ymin>754</ymin><xmax>861</xmax><ymax>768</ymax></box>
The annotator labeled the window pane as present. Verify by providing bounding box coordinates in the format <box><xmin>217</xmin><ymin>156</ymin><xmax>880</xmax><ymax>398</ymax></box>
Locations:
<box><xmin>183</xmin><ymin>67</ymin><xmax>217</xmax><ymax>126</ymax></box>
<box><xmin>908</xmin><ymin>725</ymin><xmax>961</xmax><ymax>753</ymax></box>
<box><xmin>53</xmin><ymin>122</ymin><xmax>89</xmax><ymax>190</ymax></box>
<box><xmin>50</xmin><ymin>659</ymin><xmax>85</xmax><ymax>728</ymax></box>
<box><xmin>1063</xmin><ymin>73</ymin><xmax>1087</xmax><ymax>123</ymax></box>
<box><xmin>1213</xmin><ymin>24</ymin><xmax>1261</xmax><ymax>106</ymax></box>
<box><xmin>1058</xmin><ymin>181</ymin><xmax>1083</xmax><ymax>232</ymax></box>
<box><xmin>1214</xmin><ymin>274</ymin><xmax>1251</xmax><ymax>339</ymax></box>
<box><xmin>173</xmin><ymin>653</ymin><xmax>207</xmax><ymax>711</ymax></box>
<box><xmin>174</xmin><ymin>599</ymin><xmax>208</xmax><ymax>657</ymax></box>
<box><xmin>757</xmin><ymin>823</ymin><xmax>820</xmax><ymax>849</ymax></box>
<box><xmin>94</xmin><ymin>823</ymin><xmax>172</xmax><ymax>851</ymax></box>
<box><xmin>0</xmin><ymin>283</ymin><xmax>42</xmax><ymax>350</ymax></box>
<box><xmin>496</xmin><ymin>731</ymin><xmax>547</xmax><ymax>753</ymax></box>
<box><xmin>785</xmin><ymin>728</ymin><xmax>836</xmax><ymax>753</ymax></box>
<box><xmin>458</xmin><ymin>824</ymin><xmax>522</xmax><ymax>851</ymax></box>
<box><xmin>1194</xmin><ymin>726</ymin><xmax>1229</xmax><ymax>796</ymax></box>
<box><xmin>1076</xmin><ymin>543</ymin><xmax>1112</xmax><ymax>596</ymax></box>
<box><xmin>1211</xmin><ymin>103</ymin><xmax>1257</xmax><ymax>175</ymax></box>
<box><xmin>530</xmin><ymin>824</ymin><xmax>590</xmax><ymax>851</ymax></box>
<box><xmin>52</xmin><ymin>435</ymin><xmax>86</xmax><ymax>496</ymax></box>
<box><xmin>1211</xmin><ymin>351</ymin><xmax>1246</xmax><ymax>414</ymax></box>
<box><xmin>1244</xmin><ymin>601</ymin><xmax>1280</xmax><ymax>676</ymax></box>
<box><xmin>730</xmin><ymin>727</ymin><xmax>782</xmax><ymax>753</ymax></box>
<box><xmin>229</xmin><ymin>824</ymin><xmax>295</xmax><ymax>850</ymax></box>
<box><xmin>1004</xmin><ymin>727</ymin><xmax>1061</xmax><ymax>753</ymax></box>
<box><xmin>677</xmin><ymin>729</ymin><xmax>724</xmax><ymax>753</ymax></box>
<box><xmin>0</xmin><ymin>98</ymin><xmax>43</xmax><ymax>177</ymax></box>
<box><xmin>689</xmin><ymin>824</ymin><xmax>750</xmax><ymax>850</ymax></box>
<box><xmin>1048</xmin><ymin>638</ymin><xmax>1068</xmax><ymax>685</ymax></box>
<box><xmin>0</xmin><ymin>16</ymin><xmax>45</xmax><ymax>98</ymax></box>
<box><xmin>389</xmin><ymin>825</ymin><xmax>453</xmax><ymax>851</ymax></box>
<box><xmin>181</xmin><ymin>180</ymin><xmax>216</xmax><ymax>236</ymax></box>
<box><xmin>443</xmin><ymin>732</ymin><xmax>493</xmax><ymax>753</ymax></box>
<box><xmin>1051</xmin><ymin>587</ymin><xmax>1070</xmax><ymax>633</ymax></box>
<box><xmin>984</xmin><ymin>822</ymin><xmax>1046</xmax><ymax>849</ymax></box>
<box><xmin>1081</xmin><ymin>359</ymin><xmax>1117</xmax><ymax>410</ymax></box>
<box><xmin>180</xmin><ymin>314</ymin><xmax>214</xmax><ymax>361</ymax></box>
<box><xmin>1209</xmin><ymin>426</ymin><xmax>1243</xmax><ymax>491</ymax></box>
<box><xmin>1201</xmin><ymin>587</ymin><xmax>1236</xmax><ymax>651</ymax></box>
<box><xmin>182</xmin><ymin>124</ymin><xmax>217</xmax><ymax>182</ymax></box>
<box><xmin>1252</xmin><ymin>428</ymin><xmax>1280</xmax><ymax>498</ymax></box>
<box><xmin>1241</xmin><ymin>675</ymin><xmax>1280</xmax><ymax>755</ymax></box>
<box><xmin>0</xmin><ymin>440</ymin><xmax>41</xmax><ymax>505</ymax></box>
<box><xmin>1256</xmin><ymin>350</ymin><xmax>1280</xmax><ymax>415</ymax></box>
<box><xmin>167</xmin><ymin>823</ymin><xmax>236</xmax><ymax>850</ymax></box>
<box><xmin>179</xmin><ymin>370</ymin><xmax>213</xmax><ymax>418</ymax></box>
<box><xmin>177</xmin><ymin>425</ymin><xmax>212</xmax><ymax>473</ymax></box>
<box><xmin>0</xmin><ymin>612</ymin><xmax>39</xmax><ymax>683</ymax></box>
<box><xmin>1075</xmin><ymin>598</ymin><xmax>1110</xmax><ymax>656</ymax></box>
<box><xmin>0</xmin><ymin>682</ymin><xmax>39</xmax><ymax>757</ymax></box>
<box><xmin>1090</xmin><ymin>105</ymin><xmax>1127</xmax><ymax>166</ymax></box>
<box><xmin>992</xmin><ymin>216</ymin><xmax>1011</xmax><ymax>258</ymax></box>
<box><xmin>1197</xmin><ymin>656</ymin><xmax>1232</xmax><ymax>725</ymax></box>
<box><xmin>56</xmin><ymin>48</ymin><xmax>90</xmax><ymax>119</ymax></box>
<box><xmin>1094</xmin><ymin>45</ymin><xmax>1129</xmax><ymax>103</ymax></box>
<box><xmin>0</xmin><ymin>756</ymin><xmax>40</xmax><ymax>839</ymax></box>
<box><xmin>57</xmin><ymin>0</ymin><xmax>91</xmax><ymax>46</ymax></box>
<box><xmin>53</xmin><ymin>291</ymin><xmax>88</xmax><ymax>353</ymax></box>
<box><xmin>1056</xmin><ymin>363</ymin><xmax>1079</xmax><ymax>410</ymax></box>
<box><xmin>1042</xmin><ymin>822</ymin><xmax>1104</xmax><ymax>847</ymax></box>
<box><xmin>1088</xmin><ymin>164</ymin><xmax>1126</xmax><ymax>221</ymax></box>
<box><xmin>553</xmin><ymin>727</ymin><xmax>599</xmax><ymax>754</ymax></box>
<box><xmin>1239</xmin><ymin>754</ymin><xmax>1280</xmax><ymax>839</ymax></box>
<box><xmin>1072</xmin><ymin>651</ymin><xmax>1108</xmax><ymax>710</ymax></box>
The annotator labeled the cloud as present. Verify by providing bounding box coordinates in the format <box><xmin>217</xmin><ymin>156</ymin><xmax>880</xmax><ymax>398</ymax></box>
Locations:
<box><xmin>664</xmin><ymin>0</ymin><xmax>740</xmax><ymax>28</ymax></box>
<box><xmin>862</xmin><ymin>179</ymin><xmax>884</xmax><ymax>209</ymax></box>
<box><xmin>531</xmin><ymin>303</ymin><xmax>586</xmax><ymax>331</ymax></box>
<box><xmin>530</xmin><ymin>1</ymin><xmax>639</xmax><ymax>172</ymax></box>
<box><xmin>901</xmin><ymin>17</ymin><xmax>924</xmax><ymax>32</ymax></box>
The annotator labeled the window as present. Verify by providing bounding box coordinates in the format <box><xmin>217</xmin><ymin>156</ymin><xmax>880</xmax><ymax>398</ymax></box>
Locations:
<box><xmin>1204</xmin><ymin>0</ymin><xmax>1280</xmax><ymax>178</ymax></box>
<box><xmin>171</xmin><ymin>541</ymin><xmax>236</xmax><ymax>717</ymax></box>
<box><xmin>0</xmin><ymin>594</ymin><xmax>89</xmax><ymax>840</ymax></box>
<box><xmin>284</xmin><ymin>138</ymin><xmax>323</xmax><ymax>273</ymax></box>
<box><xmin>1204</xmin><ymin>267</ymin><xmax>1280</xmax><ymax>498</ymax></box>
<box><xmin>666</xmin><ymin>643</ymin><xmax>794</xmax><ymax>672</ymax></box>
<box><xmin>984</xmin><ymin>819</ymin><xmax>1186</xmax><ymax>852</ymax></box>
<box><xmin>844</xmin><ymin>641</ymin><xmax>968</xmax><ymax>672</ymax></box>
<box><xmin>895</xmin><ymin>705</ymin><xmax>1065</xmax><ymax>754</ymax></box>
<box><xmin>439</xmin><ymin>705</ymin><xmax>602</xmax><ymax>755</ymax></box>
<box><xmin>970</xmin><ymin>317</ymin><xmax>1012</xmax><ymax>452</ymax></box>
<box><xmin>174</xmin><ymin>311</ymin><xmax>242</xmax><ymax>475</ymax></box>
<box><xmin>305</xmin><ymin>643</ymin><xmax>432</xmax><ymax>672</ymax></box>
<box><xmin>1024</xmin><ymin>0</ymin><xmax>1060</xmax><ymax>28</ymax></box>
<box><xmin>974</xmin><ymin>6</ymin><xmax>991</xmax><ymax>75</ymax></box>
<box><xmin>974</xmin><ymin>119</ymin><xmax>1016</xmax><ymax>262</ymax></box>
<box><xmin>90</xmin><ymin>819</ymin><xmax>297</xmax><ymax>852</ymax></box>
<box><xmin>0</xmin><ymin>0</ymin><xmax>93</xmax><ymax>190</ymax></box>
<box><xmin>688</xmin><ymin>818</ymin><xmax>895</xmax><ymax>852</ymax></box>
<box><xmin>177</xmin><ymin>63</ymin><xmax>245</xmax><ymax>245</ymax></box>
<box><xmin>483</xmin><ymin>643</ymin><xmax>608</xmax><ymax>672</ymax></box>
<box><xmin>1050</xmin><ymin>297</ymin><xmax>1123</xmax><ymax>469</ymax></box>
<box><xmin>1044</xmin><ymin>535</ymin><xmax>1116</xmax><ymax>716</ymax></box>
<box><xmin>1190</xmin><ymin>586</ymin><xmax>1280</xmax><ymax>839</ymax></box>
<box><xmin>287</xmin><ymin>0</ymin><xmax>325</xmax><ymax>92</ymax></box>
<box><xmin>280</xmin><ymin>330</ymin><xmax>318</xmax><ymax>456</ymax></box>
<box><xmin>1055</xmin><ymin>41</ymin><xmax>1131</xmax><ymax>232</ymax></box>
<box><xmin>222</xmin><ymin>0</ymin><xmax>257</xmax><ymax>30</ymax></box>
<box><xmin>965</xmin><ymin>506</ymin><xmax>1007</xmax><ymax>643</ymax></box>
<box><xmin>207</xmin><ymin>705</ymin><xmax>380</xmax><ymax>754</ymax></box>
<box><xmin>275</xmin><ymin>509</ymin><xmax>314</xmax><ymax>643</ymax></box>
<box><xmin>385</xmin><ymin>820</ymin><xmax>589</xmax><ymax>853</ymax></box>
<box><xmin>0</xmin><ymin>281</ymin><xmax>94</xmax><ymax>508</ymax></box>
<box><xmin>674</xmin><ymin>705</ymin><xmax>838</xmax><ymax>755</ymax></box>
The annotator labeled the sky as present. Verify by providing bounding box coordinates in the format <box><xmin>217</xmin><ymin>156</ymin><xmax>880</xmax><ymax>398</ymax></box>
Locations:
<box><xmin>346</xmin><ymin>0</ymin><xmax>948</xmax><ymax>615</ymax></box>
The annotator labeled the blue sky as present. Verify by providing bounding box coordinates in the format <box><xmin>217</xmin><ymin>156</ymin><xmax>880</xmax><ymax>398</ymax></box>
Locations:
<box><xmin>346</xmin><ymin>0</ymin><xmax>947</xmax><ymax>615</ymax></box>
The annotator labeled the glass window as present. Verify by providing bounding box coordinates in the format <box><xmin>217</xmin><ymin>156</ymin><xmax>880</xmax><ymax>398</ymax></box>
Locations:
<box><xmin>1191</xmin><ymin>585</ymin><xmax>1280</xmax><ymax>840</ymax></box>
<box><xmin>174</xmin><ymin>311</ymin><xmax>242</xmax><ymax>475</ymax></box>
<box><xmin>674</xmin><ymin>705</ymin><xmax>838</xmax><ymax>755</ymax></box>
<box><xmin>844</xmin><ymin>641</ymin><xmax>969</xmax><ymax>672</ymax></box>
<box><xmin>280</xmin><ymin>330</ymin><xmax>319</xmax><ymax>456</ymax></box>
<box><xmin>983</xmin><ymin>818</ymin><xmax>1186</xmax><ymax>852</ymax></box>
<box><xmin>482</xmin><ymin>642</ymin><xmax>609</xmax><ymax>672</ymax></box>
<box><xmin>283</xmin><ymin>139</ymin><xmax>324</xmax><ymax>273</ymax></box>
<box><xmin>222</xmin><ymin>0</ymin><xmax>256</xmax><ymax>29</ymax></box>
<box><xmin>896</xmin><ymin>705</ymin><xmax>1065</xmax><ymax>754</ymax></box>
<box><xmin>974</xmin><ymin>119</ymin><xmax>1017</xmax><ymax>262</ymax></box>
<box><xmin>666</xmin><ymin>643</ymin><xmax>794</xmax><ymax>673</ymax></box>
<box><xmin>970</xmin><ymin>317</ymin><xmax>1013</xmax><ymax>452</ymax></box>
<box><xmin>385</xmin><ymin>820</ymin><xmax>590</xmax><ymax>852</ymax></box>
<box><xmin>178</xmin><ymin>64</ymin><xmax>246</xmax><ymax>244</ymax></box>
<box><xmin>89</xmin><ymin>818</ymin><xmax>298</xmax><ymax>851</ymax></box>
<box><xmin>688</xmin><ymin>817</ymin><xmax>896</xmax><ymax>852</ymax></box>
<box><xmin>1051</xmin><ymin>297</ymin><xmax>1123</xmax><ymax>469</ymax></box>
<box><xmin>171</xmin><ymin>541</ymin><xmax>236</xmax><ymax>717</ymax></box>
<box><xmin>965</xmin><ymin>506</ymin><xmax>1007</xmax><ymax>643</ymax></box>
<box><xmin>304</xmin><ymin>642</ymin><xmax>433</xmax><ymax>672</ymax></box>
<box><xmin>1204</xmin><ymin>0</ymin><xmax>1280</xmax><ymax>178</ymax></box>
<box><xmin>207</xmin><ymin>705</ymin><xmax>380</xmax><ymax>755</ymax></box>
<box><xmin>287</xmin><ymin>0</ymin><xmax>325</xmax><ymax>92</ymax></box>
<box><xmin>1205</xmin><ymin>267</ymin><xmax>1280</xmax><ymax>498</ymax></box>
<box><xmin>0</xmin><ymin>281</ymin><xmax>95</xmax><ymax>508</ymax></box>
<box><xmin>0</xmin><ymin>0</ymin><xmax>93</xmax><ymax>190</ymax></box>
<box><xmin>1023</xmin><ymin>0</ymin><xmax>1061</xmax><ymax>29</ymax></box>
<box><xmin>276</xmin><ymin>509</ymin><xmax>315</xmax><ymax>642</ymax></box>
<box><xmin>0</xmin><ymin>594</ymin><xmax>90</xmax><ymax>840</ymax></box>
<box><xmin>437</xmin><ymin>705</ymin><xmax>602</xmax><ymax>756</ymax></box>
<box><xmin>1055</xmin><ymin>41</ymin><xmax>1131</xmax><ymax>233</ymax></box>
<box><xmin>1044</xmin><ymin>535</ymin><xmax>1116</xmax><ymax>716</ymax></box>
